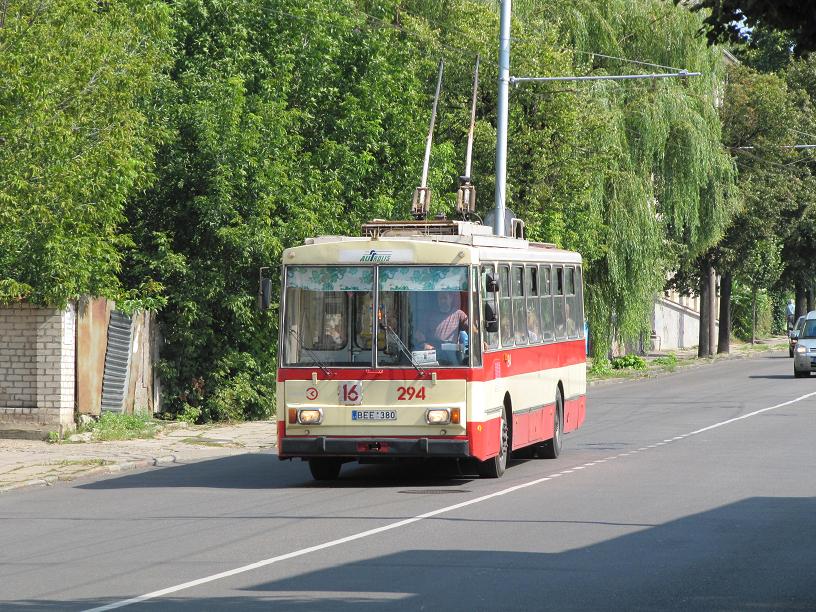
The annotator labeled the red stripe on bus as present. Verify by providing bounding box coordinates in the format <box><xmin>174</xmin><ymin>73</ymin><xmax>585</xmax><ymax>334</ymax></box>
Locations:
<box><xmin>277</xmin><ymin>339</ymin><xmax>586</xmax><ymax>382</ymax></box>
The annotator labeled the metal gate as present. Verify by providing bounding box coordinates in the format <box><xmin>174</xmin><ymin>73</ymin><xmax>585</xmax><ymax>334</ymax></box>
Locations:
<box><xmin>100</xmin><ymin>311</ymin><xmax>132</xmax><ymax>413</ymax></box>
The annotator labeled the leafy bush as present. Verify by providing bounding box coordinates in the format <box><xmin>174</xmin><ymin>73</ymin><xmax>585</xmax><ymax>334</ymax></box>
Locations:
<box><xmin>588</xmin><ymin>358</ymin><xmax>613</xmax><ymax>376</ymax></box>
<box><xmin>611</xmin><ymin>354</ymin><xmax>647</xmax><ymax>370</ymax></box>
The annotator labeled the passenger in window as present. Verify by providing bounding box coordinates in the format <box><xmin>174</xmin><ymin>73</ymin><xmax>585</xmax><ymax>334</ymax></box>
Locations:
<box><xmin>527</xmin><ymin>308</ymin><xmax>541</xmax><ymax>343</ymax></box>
<box><xmin>414</xmin><ymin>292</ymin><xmax>469</xmax><ymax>353</ymax></box>
<box><xmin>323</xmin><ymin>313</ymin><xmax>345</xmax><ymax>348</ymax></box>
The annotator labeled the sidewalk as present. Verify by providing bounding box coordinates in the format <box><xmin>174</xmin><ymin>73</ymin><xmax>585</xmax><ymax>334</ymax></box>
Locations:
<box><xmin>0</xmin><ymin>421</ymin><xmax>278</xmax><ymax>493</ymax></box>
<box><xmin>588</xmin><ymin>336</ymin><xmax>788</xmax><ymax>386</ymax></box>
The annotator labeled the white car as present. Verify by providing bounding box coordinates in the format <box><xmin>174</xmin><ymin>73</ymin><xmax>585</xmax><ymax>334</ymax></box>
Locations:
<box><xmin>793</xmin><ymin>311</ymin><xmax>816</xmax><ymax>377</ymax></box>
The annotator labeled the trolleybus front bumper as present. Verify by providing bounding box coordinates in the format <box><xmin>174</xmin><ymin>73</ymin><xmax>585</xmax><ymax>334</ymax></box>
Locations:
<box><xmin>279</xmin><ymin>436</ymin><xmax>469</xmax><ymax>459</ymax></box>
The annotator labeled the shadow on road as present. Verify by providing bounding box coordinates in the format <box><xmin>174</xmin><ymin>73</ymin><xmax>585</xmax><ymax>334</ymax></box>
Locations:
<box><xmin>747</xmin><ymin>374</ymin><xmax>802</xmax><ymax>379</ymax></box>
<box><xmin>5</xmin><ymin>496</ymin><xmax>815</xmax><ymax>611</ymax></box>
<box><xmin>76</xmin><ymin>454</ymin><xmax>480</xmax><ymax>491</ymax></box>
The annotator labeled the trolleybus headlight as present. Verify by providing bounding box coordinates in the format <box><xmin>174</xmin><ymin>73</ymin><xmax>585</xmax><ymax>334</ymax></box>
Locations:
<box><xmin>796</xmin><ymin>345</ymin><xmax>808</xmax><ymax>354</ymax></box>
<box><xmin>298</xmin><ymin>409</ymin><xmax>323</xmax><ymax>424</ymax></box>
<box><xmin>426</xmin><ymin>408</ymin><xmax>451</xmax><ymax>425</ymax></box>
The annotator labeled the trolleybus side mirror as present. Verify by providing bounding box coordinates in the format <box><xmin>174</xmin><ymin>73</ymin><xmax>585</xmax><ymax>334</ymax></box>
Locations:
<box><xmin>259</xmin><ymin>276</ymin><xmax>272</xmax><ymax>311</ymax></box>
<box><xmin>484</xmin><ymin>302</ymin><xmax>499</xmax><ymax>333</ymax></box>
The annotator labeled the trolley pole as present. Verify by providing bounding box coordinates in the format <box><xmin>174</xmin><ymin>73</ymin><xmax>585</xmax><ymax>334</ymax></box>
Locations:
<box><xmin>493</xmin><ymin>0</ymin><xmax>511</xmax><ymax>237</ymax></box>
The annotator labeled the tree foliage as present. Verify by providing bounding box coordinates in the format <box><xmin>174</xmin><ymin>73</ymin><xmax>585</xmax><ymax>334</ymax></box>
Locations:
<box><xmin>0</xmin><ymin>0</ymin><xmax>171</xmax><ymax>306</ymax></box>
<box><xmin>529</xmin><ymin>0</ymin><xmax>737</xmax><ymax>356</ymax></box>
<box><xmin>687</xmin><ymin>0</ymin><xmax>816</xmax><ymax>55</ymax></box>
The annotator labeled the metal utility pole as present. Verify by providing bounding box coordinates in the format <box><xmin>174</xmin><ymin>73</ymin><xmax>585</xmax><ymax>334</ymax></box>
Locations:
<box><xmin>493</xmin><ymin>0</ymin><xmax>511</xmax><ymax>237</ymax></box>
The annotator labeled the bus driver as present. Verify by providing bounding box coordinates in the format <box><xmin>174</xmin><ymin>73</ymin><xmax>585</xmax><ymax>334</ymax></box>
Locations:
<box><xmin>414</xmin><ymin>292</ymin><xmax>469</xmax><ymax>359</ymax></box>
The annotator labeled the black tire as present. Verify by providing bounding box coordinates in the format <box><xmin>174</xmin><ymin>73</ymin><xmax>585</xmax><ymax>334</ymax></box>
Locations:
<box><xmin>538</xmin><ymin>388</ymin><xmax>563</xmax><ymax>459</ymax></box>
<box><xmin>794</xmin><ymin>369</ymin><xmax>811</xmax><ymax>378</ymax></box>
<box><xmin>478</xmin><ymin>407</ymin><xmax>509</xmax><ymax>478</ymax></box>
<box><xmin>308</xmin><ymin>458</ymin><xmax>342</xmax><ymax>481</ymax></box>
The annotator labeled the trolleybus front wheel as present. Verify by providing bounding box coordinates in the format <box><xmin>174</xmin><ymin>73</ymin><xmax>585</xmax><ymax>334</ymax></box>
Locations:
<box><xmin>478</xmin><ymin>408</ymin><xmax>508</xmax><ymax>478</ymax></box>
<box><xmin>308</xmin><ymin>458</ymin><xmax>342</xmax><ymax>481</ymax></box>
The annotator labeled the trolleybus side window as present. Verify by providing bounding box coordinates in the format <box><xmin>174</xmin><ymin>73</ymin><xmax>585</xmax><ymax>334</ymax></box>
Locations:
<box><xmin>576</xmin><ymin>266</ymin><xmax>585</xmax><ymax>338</ymax></box>
<box><xmin>566</xmin><ymin>266</ymin><xmax>578</xmax><ymax>338</ymax></box>
<box><xmin>539</xmin><ymin>265</ymin><xmax>554</xmax><ymax>342</ymax></box>
<box><xmin>553</xmin><ymin>265</ymin><xmax>567</xmax><ymax>340</ymax></box>
<box><xmin>499</xmin><ymin>265</ymin><xmax>513</xmax><ymax>347</ymax></box>
<box><xmin>481</xmin><ymin>264</ymin><xmax>499</xmax><ymax>350</ymax></box>
<box><xmin>512</xmin><ymin>265</ymin><xmax>527</xmax><ymax>345</ymax></box>
<box><xmin>526</xmin><ymin>265</ymin><xmax>541</xmax><ymax>344</ymax></box>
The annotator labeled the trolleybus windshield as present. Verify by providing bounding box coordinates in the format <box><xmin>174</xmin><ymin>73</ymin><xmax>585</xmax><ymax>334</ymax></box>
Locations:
<box><xmin>282</xmin><ymin>265</ymin><xmax>471</xmax><ymax>368</ymax></box>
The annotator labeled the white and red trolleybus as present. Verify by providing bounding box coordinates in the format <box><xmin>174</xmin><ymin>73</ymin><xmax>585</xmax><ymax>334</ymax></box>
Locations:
<box><xmin>273</xmin><ymin>219</ymin><xmax>586</xmax><ymax>480</ymax></box>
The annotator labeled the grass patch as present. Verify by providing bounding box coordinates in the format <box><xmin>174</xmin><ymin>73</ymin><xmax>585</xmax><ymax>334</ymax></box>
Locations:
<box><xmin>80</xmin><ymin>412</ymin><xmax>161</xmax><ymax>441</ymax></box>
<box><xmin>652</xmin><ymin>353</ymin><xmax>678</xmax><ymax>371</ymax></box>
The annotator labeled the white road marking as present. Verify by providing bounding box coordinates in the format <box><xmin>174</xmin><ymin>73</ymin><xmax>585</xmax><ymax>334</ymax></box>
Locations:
<box><xmin>83</xmin><ymin>390</ymin><xmax>816</xmax><ymax>612</ymax></box>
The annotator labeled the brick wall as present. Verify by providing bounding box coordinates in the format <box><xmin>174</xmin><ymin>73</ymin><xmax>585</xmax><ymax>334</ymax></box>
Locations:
<box><xmin>0</xmin><ymin>302</ymin><xmax>75</xmax><ymax>428</ymax></box>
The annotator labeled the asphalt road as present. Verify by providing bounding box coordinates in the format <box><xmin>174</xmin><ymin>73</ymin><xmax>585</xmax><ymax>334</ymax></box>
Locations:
<box><xmin>1</xmin><ymin>352</ymin><xmax>815</xmax><ymax>611</ymax></box>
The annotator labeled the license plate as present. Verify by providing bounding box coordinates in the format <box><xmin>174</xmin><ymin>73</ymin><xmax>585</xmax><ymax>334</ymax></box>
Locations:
<box><xmin>351</xmin><ymin>410</ymin><xmax>397</xmax><ymax>421</ymax></box>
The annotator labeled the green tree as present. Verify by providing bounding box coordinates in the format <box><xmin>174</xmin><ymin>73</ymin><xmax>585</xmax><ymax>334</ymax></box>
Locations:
<box><xmin>686</xmin><ymin>0</ymin><xmax>816</xmax><ymax>55</ymax></box>
<box><xmin>531</xmin><ymin>0</ymin><xmax>737</xmax><ymax>358</ymax></box>
<box><xmin>739</xmin><ymin>238</ymin><xmax>783</xmax><ymax>343</ymax></box>
<box><xmin>126</xmin><ymin>0</ymin><xmax>446</xmax><ymax>420</ymax></box>
<box><xmin>0</xmin><ymin>0</ymin><xmax>171</xmax><ymax>306</ymax></box>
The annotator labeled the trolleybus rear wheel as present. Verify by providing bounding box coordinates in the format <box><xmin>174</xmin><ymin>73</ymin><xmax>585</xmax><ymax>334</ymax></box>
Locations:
<box><xmin>308</xmin><ymin>458</ymin><xmax>342</xmax><ymax>481</ymax></box>
<box><xmin>478</xmin><ymin>408</ymin><xmax>508</xmax><ymax>478</ymax></box>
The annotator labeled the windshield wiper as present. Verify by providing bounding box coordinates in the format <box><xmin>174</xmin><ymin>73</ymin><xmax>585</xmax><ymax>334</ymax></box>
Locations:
<box><xmin>288</xmin><ymin>328</ymin><xmax>333</xmax><ymax>377</ymax></box>
<box><xmin>382</xmin><ymin>324</ymin><xmax>425</xmax><ymax>375</ymax></box>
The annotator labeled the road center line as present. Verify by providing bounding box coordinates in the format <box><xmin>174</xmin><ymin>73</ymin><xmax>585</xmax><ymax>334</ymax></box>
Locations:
<box><xmin>83</xmin><ymin>389</ymin><xmax>816</xmax><ymax>612</ymax></box>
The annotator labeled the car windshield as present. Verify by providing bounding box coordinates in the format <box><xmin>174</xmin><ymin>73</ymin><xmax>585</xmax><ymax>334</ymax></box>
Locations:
<box><xmin>282</xmin><ymin>265</ymin><xmax>471</xmax><ymax>367</ymax></box>
<box><xmin>800</xmin><ymin>319</ymin><xmax>816</xmax><ymax>339</ymax></box>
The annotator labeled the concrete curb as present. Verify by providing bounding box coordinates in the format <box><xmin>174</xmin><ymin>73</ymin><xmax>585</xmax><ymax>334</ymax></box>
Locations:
<box><xmin>0</xmin><ymin>454</ymin><xmax>179</xmax><ymax>494</ymax></box>
<box><xmin>588</xmin><ymin>345</ymin><xmax>786</xmax><ymax>388</ymax></box>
